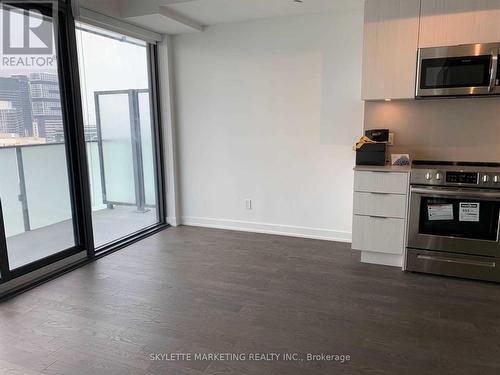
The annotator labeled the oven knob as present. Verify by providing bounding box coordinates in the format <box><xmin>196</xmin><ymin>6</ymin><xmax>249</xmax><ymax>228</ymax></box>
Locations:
<box><xmin>482</xmin><ymin>175</ymin><xmax>490</xmax><ymax>183</ymax></box>
<box><xmin>435</xmin><ymin>172</ymin><xmax>442</xmax><ymax>180</ymax></box>
<box><xmin>494</xmin><ymin>175</ymin><xmax>500</xmax><ymax>184</ymax></box>
<box><xmin>425</xmin><ymin>172</ymin><xmax>432</xmax><ymax>180</ymax></box>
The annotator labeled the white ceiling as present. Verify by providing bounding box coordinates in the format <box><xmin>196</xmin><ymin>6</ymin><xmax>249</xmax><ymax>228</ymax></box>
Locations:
<box><xmin>161</xmin><ymin>0</ymin><xmax>362</xmax><ymax>27</ymax></box>
<box><xmin>81</xmin><ymin>0</ymin><xmax>363</xmax><ymax>35</ymax></box>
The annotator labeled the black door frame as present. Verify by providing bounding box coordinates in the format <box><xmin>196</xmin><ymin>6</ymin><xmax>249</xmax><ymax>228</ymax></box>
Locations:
<box><xmin>0</xmin><ymin>0</ymin><xmax>167</xmax><ymax>290</ymax></box>
<box><xmin>0</xmin><ymin>1</ymin><xmax>91</xmax><ymax>280</ymax></box>
<box><xmin>148</xmin><ymin>44</ymin><xmax>167</xmax><ymax>226</ymax></box>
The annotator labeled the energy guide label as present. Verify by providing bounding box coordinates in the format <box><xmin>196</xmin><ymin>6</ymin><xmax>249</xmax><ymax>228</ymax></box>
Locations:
<box><xmin>459</xmin><ymin>202</ymin><xmax>480</xmax><ymax>222</ymax></box>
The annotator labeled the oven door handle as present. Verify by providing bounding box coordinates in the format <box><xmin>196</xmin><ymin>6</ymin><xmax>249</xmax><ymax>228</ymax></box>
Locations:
<box><xmin>411</xmin><ymin>187</ymin><xmax>500</xmax><ymax>200</ymax></box>
<box><xmin>416</xmin><ymin>254</ymin><xmax>496</xmax><ymax>268</ymax></box>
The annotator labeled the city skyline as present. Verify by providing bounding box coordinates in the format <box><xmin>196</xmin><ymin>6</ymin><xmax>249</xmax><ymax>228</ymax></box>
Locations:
<box><xmin>0</xmin><ymin>72</ymin><xmax>97</xmax><ymax>146</ymax></box>
<box><xmin>0</xmin><ymin>21</ymin><xmax>149</xmax><ymax>148</ymax></box>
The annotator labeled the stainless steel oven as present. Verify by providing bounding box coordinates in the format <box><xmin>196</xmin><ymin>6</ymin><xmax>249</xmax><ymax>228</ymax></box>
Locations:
<box><xmin>408</xmin><ymin>186</ymin><xmax>500</xmax><ymax>255</ymax></box>
<box><xmin>406</xmin><ymin>161</ymin><xmax>500</xmax><ymax>282</ymax></box>
<box><xmin>416</xmin><ymin>43</ymin><xmax>500</xmax><ymax>97</ymax></box>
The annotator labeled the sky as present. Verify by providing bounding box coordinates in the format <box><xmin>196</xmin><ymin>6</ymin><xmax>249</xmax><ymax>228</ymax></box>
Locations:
<box><xmin>76</xmin><ymin>25</ymin><xmax>150</xmax><ymax>126</ymax></box>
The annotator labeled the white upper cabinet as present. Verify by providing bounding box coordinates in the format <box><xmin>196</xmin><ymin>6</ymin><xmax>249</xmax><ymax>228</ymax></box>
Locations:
<box><xmin>362</xmin><ymin>0</ymin><xmax>421</xmax><ymax>100</ymax></box>
<box><xmin>419</xmin><ymin>0</ymin><xmax>500</xmax><ymax>48</ymax></box>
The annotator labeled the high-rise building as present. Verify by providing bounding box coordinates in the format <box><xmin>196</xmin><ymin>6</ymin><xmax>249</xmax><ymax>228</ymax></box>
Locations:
<box><xmin>10</xmin><ymin>75</ymin><xmax>33</xmax><ymax>136</ymax></box>
<box><xmin>0</xmin><ymin>73</ymin><xmax>64</xmax><ymax>142</ymax></box>
<box><xmin>44</xmin><ymin>118</ymin><xmax>65</xmax><ymax>143</ymax></box>
<box><xmin>0</xmin><ymin>76</ymin><xmax>28</xmax><ymax>136</ymax></box>
<box><xmin>84</xmin><ymin>123</ymin><xmax>98</xmax><ymax>141</ymax></box>
<box><xmin>29</xmin><ymin>73</ymin><xmax>62</xmax><ymax>142</ymax></box>
<box><xmin>0</xmin><ymin>100</ymin><xmax>21</xmax><ymax>135</ymax></box>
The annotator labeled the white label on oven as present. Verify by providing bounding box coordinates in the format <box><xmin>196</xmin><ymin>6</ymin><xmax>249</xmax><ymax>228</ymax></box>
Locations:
<box><xmin>428</xmin><ymin>204</ymin><xmax>454</xmax><ymax>221</ymax></box>
<box><xmin>459</xmin><ymin>202</ymin><xmax>480</xmax><ymax>222</ymax></box>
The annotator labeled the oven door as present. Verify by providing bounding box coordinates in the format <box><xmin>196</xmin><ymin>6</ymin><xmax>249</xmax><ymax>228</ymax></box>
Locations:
<box><xmin>416</xmin><ymin>43</ymin><xmax>499</xmax><ymax>97</ymax></box>
<box><xmin>408</xmin><ymin>186</ymin><xmax>500</xmax><ymax>257</ymax></box>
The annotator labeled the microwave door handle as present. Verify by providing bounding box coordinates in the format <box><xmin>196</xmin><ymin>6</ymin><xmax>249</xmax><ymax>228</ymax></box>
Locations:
<box><xmin>489</xmin><ymin>52</ymin><xmax>498</xmax><ymax>92</ymax></box>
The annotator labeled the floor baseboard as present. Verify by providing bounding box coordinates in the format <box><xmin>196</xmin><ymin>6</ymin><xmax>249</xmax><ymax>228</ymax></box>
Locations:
<box><xmin>167</xmin><ymin>216</ymin><xmax>180</xmax><ymax>227</ymax></box>
<box><xmin>181</xmin><ymin>216</ymin><xmax>352</xmax><ymax>242</ymax></box>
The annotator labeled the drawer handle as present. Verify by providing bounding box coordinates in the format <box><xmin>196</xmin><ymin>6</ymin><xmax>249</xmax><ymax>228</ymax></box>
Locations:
<box><xmin>369</xmin><ymin>215</ymin><xmax>389</xmax><ymax>219</ymax></box>
<box><xmin>417</xmin><ymin>254</ymin><xmax>496</xmax><ymax>268</ymax></box>
<box><xmin>370</xmin><ymin>192</ymin><xmax>390</xmax><ymax>195</ymax></box>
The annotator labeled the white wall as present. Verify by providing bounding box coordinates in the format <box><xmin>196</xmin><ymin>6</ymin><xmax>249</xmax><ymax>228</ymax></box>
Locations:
<box><xmin>172</xmin><ymin>9</ymin><xmax>364</xmax><ymax>241</ymax></box>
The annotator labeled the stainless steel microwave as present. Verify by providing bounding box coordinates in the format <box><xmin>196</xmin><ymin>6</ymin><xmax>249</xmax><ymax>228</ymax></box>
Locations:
<box><xmin>416</xmin><ymin>43</ymin><xmax>500</xmax><ymax>98</ymax></box>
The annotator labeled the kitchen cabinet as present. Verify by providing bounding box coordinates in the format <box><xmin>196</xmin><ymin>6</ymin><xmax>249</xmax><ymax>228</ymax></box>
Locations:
<box><xmin>353</xmin><ymin>215</ymin><xmax>406</xmax><ymax>255</ymax></box>
<box><xmin>351</xmin><ymin>168</ymin><xmax>410</xmax><ymax>267</ymax></box>
<box><xmin>362</xmin><ymin>0</ymin><xmax>421</xmax><ymax>100</ymax></box>
<box><xmin>353</xmin><ymin>192</ymin><xmax>407</xmax><ymax>218</ymax></box>
<box><xmin>419</xmin><ymin>0</ymin><xmax>500</xmax><ymax>48</ymax></box>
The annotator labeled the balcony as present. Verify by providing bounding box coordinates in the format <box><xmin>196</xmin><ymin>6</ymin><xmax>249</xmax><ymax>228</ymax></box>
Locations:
<box><xmin>0</xmin><ymin>141</ymin><xmax>157</xmax><ymax>270</ymax></box>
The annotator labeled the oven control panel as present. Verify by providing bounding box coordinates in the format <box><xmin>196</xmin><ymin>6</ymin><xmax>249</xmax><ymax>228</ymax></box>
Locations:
<box><xmin>446</xmin><ymin>171</ymin><xmax>478</xmax><ymax>184</ymax></box>
<box><xmin>411</xmin><ymin>168</ymin><xmax>500</xmax><ymax>188</ymax></box>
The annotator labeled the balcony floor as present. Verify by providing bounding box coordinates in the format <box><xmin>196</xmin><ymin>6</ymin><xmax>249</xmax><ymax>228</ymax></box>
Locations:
<box><xmin>6</xmin><ymin>206</ymin><xmax>158</xmax><ymax>270</ymax></box>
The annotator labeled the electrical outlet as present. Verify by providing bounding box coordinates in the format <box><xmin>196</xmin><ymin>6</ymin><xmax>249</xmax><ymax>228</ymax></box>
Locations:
<box><xmin>387</xmin><ymin>132</ymin><xmax>395</xmax><ymax>146</ymax></box>
<box><xmin>244</xmin><ymin>199</ymin><xmax>252</xmax><ymax>210</ymax></box>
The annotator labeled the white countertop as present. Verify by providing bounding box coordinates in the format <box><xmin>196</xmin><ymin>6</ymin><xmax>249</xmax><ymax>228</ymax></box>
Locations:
<box><xmin>353</xmin><ymin>164</ymin><xmax>410</xmax><ymax>173</ymax></box>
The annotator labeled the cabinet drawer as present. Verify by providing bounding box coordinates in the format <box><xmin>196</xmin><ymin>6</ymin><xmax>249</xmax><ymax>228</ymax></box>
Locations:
<box><xmin>353</xmin><ymin>192</ymin><xmax>407</xmax><ymax>219</ymax></box>
<box><xmin>352</xmin><ymin>215</ymin><xmax>405</xmax><ymax>255</ymax></box>
<box><xmin>354</xmin><ymin>171</ymin><xmax>408</xmax><ymax>194</ymax></box>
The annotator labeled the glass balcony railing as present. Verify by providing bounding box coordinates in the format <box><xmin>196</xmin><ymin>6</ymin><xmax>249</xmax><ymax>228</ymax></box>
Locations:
<box><xmin>0</xmin><ymin>139</ymin><xmax>157</xmax><ymax>269</ymax></box>
<box><xmin>0</xmin><ymin>142</ymin><xmax>78</xmax><ymax>238</ymax></box>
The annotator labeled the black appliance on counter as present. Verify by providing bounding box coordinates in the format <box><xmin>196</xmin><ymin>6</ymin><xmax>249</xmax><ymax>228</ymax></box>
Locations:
<box><xmin>365</xmin><ymin>129</ymin><xmax>389</xmax><ymax>143</ymax></box>
<box><xmin>355</xmin><ymin>128</ymin><xmax>389</xmax><ymax>166</ymax></box>
<box><xmin>406</xmin><ymin>160</ymin><xmax>500</xmax><ymax>282</ymax></box>
<box><xmin>355</xmin><ymin>143</ymin><xmax>386</xmax><ymax>166</ymax></box>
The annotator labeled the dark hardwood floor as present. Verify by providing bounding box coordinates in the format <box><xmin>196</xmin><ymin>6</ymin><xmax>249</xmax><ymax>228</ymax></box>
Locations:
<box><xmin>1</xmin><ymin>226</ymin><xmax>500</xmax><ymax>375</ymax></box>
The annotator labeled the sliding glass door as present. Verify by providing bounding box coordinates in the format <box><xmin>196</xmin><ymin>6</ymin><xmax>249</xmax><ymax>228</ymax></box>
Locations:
<box><xmin>0</xmin><ymin>1</ymin><xmax>165</xmax><ymax>291</ymax></box>
<box><xmin>0</xmin><ymin>2</ymin><xmax>84</xmax><ymax>279</ymax></box>
<box><xmin>76</xmin><ymin>24</ymin><xmax>161</xmax><ymax>249</ymax></box>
